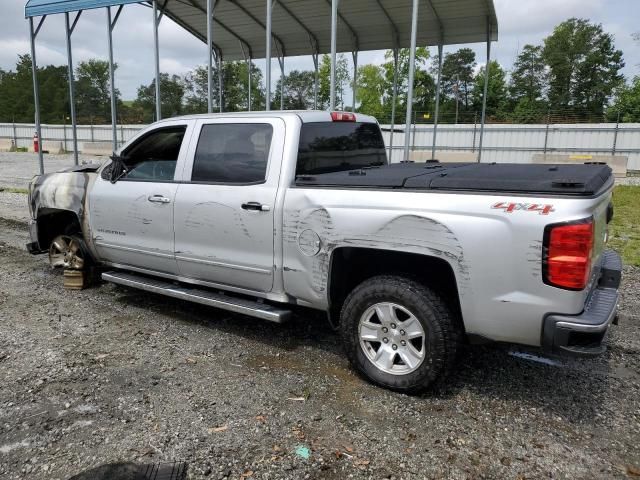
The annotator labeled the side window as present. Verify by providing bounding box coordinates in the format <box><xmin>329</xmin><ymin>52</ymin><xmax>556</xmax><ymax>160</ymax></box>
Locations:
<box><xmin>119</xmin><ymin>126</ymin><xmax>186</xmax><ymax>181</ymax></box>
<box><xmin>192</xmin><ymin>123</ymin><xmax>273</xmax><ymax>183</ymax></box>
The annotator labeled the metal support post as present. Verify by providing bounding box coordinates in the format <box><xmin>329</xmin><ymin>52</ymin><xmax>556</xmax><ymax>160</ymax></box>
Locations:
<box><xmin>29</xmin><ymin>16</ymin><xmax>45</xmax><ymax>174</ymax></box>
<box><xmin>106</xmin><ymin>7</ymin><xmax>118</xmax><ymax>151</ymax></box>
<box><xmin>403</xmin><ymin>0</ymin><xmax>419</xmax><ymax>162</ymax></box>
<box><xmin>329</xmin><ymin>0</ymin><xmax>338</xmax><ymax>110</ymax></box>
<box><xmin>472</xmin><ymin>111</ymin><xmax>477</xmax><ymax>152</ymax></box>
<box><xmin>312</xmin><ymin>53</ymin><xmax>319</xmax><ymax>109</ymax></box>
<box><xmin>477</xmin><ymin>21</ymin><xmax>491</xmax><ymax>163</ymax></box>
<box><xmin>612</xmin><ymin>111</ymin><xmax>620</xmax><ymax>155</ymax></box>
<box><xmin>247</xmin><ymin>58</ymin><xmax>252</xmax><ymax>111</ymax></box>
<box><xmin>412</xmin><ymin>110</ymin><xmax>417</xmax><ymax>149</ymax></box>
<box><xmin>432</xmin><ymin>43</ymin><xmax>442</xmax><ymax>160</ymax></box>
<box><xmin>217</xmin><ymin>52</ymin><xmax>223</xmax><ymax>112</ymax></box>
<box><xmin>278</xmin><ymin>55</ymin><xmax>285</xmax><ymax>110</ymax></box>
<box><xmin>65</xmin><ymin>11</ymin><xmax>80</xmax><ymax>164</ymax></box>
<box><xmin>543</xmin><ymin>109</ymin><xmax>550</xmax><ymax>155</ymax></box>
<box><xmin>352</xmin><ymin>51</ymin><xmax>358</xmax><ymax>112</ymax></box>
<box><xmin>389</xmin><ymin>49</ymin><xmax>398</xmax><ymax>162</ymax></box>
<box><xmin>206</xmin><ymin>0</ymin><xmax>214</xmax><ymax>113</ymax></box>
<box><xmin>12</xmin><ymin>120</ymin><xmax>17</xmax><ymax>149</ymax></box>
<box><xmin>265</xmin><ymin>0</ymin><xmax>272</xmax><ymax>110</ymax></box>
<box><xmin>153</xmin><ymin>0</ymin><xmax>161</xmax><ymax>121</ymax></box>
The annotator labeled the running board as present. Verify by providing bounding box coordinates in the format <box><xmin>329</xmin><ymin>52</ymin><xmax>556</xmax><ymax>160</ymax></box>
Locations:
<box><xmin>102</xmin><ymin>271</ymin><xmax>291</xmax><ymax>323</ymax></box>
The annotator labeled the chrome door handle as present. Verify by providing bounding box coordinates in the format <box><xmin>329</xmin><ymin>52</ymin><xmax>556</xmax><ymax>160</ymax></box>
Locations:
<box><xmin>148</xmin><ymin>195</ymin><xmax>171</xmax><ymax>204</ymax></box>
<box><xmin>241</xmin><ymin>202</ymin><xmax>270</xmax><ymax>212</ymax></box>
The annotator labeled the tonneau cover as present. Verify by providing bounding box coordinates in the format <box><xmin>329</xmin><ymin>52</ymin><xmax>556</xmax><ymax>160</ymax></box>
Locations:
<box><xmin>295</xmin><ymin>162</ymin><xmax>613</xmax><ymax>196</ymax></box>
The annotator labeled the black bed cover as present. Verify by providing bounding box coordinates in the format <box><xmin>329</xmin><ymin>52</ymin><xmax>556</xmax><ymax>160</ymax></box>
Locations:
<box><xmin>294</xmin><ymin>162</ymin><xmax>613</xmax><ymax>196</ymax></box>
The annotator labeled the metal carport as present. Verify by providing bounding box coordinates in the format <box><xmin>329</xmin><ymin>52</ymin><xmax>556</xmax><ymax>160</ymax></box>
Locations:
<box><xmin>24</xmin><ymin>0</ymin><xmax>498</xmax><ymax>173</ymax></box>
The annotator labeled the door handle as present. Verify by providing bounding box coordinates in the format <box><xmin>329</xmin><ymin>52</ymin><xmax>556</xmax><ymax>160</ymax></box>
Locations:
<box><xmin>148</xmin><ymin>195</ymin><xmax>171</xmax><ymax>204</ymax></box>
<box><xmin>241</xmin><ymin>202</ymin><xmax>270</xmax><ymax>212</ymax></box>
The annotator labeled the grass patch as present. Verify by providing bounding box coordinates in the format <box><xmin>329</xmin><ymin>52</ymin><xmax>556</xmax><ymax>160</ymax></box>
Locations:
<box><xmin>608</xmin><ymin>185</ymin><xmax>640</xmax><ymax>266</ymax></box>
<box><xmin>0</xmin><ymin>187</ymin><xmax>28</xmax><ymax>194</ymax></box>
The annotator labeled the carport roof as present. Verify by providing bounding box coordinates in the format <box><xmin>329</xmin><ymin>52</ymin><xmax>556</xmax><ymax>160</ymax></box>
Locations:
<box><xmin>25</xmin><ymin>0</ymin><xmax>498</xmax><ymax>61</ymax></box>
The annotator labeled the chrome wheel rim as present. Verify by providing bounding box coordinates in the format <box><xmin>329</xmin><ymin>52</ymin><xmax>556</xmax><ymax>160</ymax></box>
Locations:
<box><xmin>49</xmin><ymin>235</ymin><xmax>85</xmax><ymax>270</ymax></box>
<box><xmin>358</xmin><ymin>302</ymin><xmax>426</xmax><ymax>375</ymax></box>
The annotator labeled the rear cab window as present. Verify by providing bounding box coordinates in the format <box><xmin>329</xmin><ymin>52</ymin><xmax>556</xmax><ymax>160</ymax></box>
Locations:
<box><xmin>296</xmin><ymin>121</ymin><xmax>387</xmax><ymax>176</ymax></box>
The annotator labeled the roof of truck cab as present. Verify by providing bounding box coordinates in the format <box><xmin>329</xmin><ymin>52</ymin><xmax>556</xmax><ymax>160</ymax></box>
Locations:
<box><xmin>154</xmin><ymin>110</ymin><xmax>378</xmax><ymax>124</ymax></box>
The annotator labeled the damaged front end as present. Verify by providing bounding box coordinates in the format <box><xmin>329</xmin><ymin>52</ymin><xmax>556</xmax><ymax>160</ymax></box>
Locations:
<box><xmin>26</xmin><ymin>162</ymin><xmax>103</xmax><ymax>256</ymax></box>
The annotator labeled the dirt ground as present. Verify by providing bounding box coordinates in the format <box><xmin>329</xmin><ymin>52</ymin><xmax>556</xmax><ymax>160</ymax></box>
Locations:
<box><xmin>0</xmin><ymin>216</ymin><xmax>639</xmax><ymax>480</ymax></box>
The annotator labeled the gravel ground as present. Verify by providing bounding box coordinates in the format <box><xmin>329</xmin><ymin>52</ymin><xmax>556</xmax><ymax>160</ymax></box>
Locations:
<box><xmin>0</xmin><ymin>217</ymin><xmax>639</xmax><ymax>479</ymax></box>
<box><xmin>0</xmin><ymin>192</ymin><xmax>30</xmax><ymax>224</ymax></box>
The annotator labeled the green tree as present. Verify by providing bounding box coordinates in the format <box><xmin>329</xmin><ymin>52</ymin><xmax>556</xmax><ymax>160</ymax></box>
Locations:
<box><xmin>471</xmin><ymin>60</ymin><xmax>507</xmax><ymax>119</ymax></box>
<box><xmin>510</xmin><ymin>44</ymin><xmax>547</xmax><ymax>103</ymax></box>
<box><xmin>318</xmin><ymin>54</ymin><xmax>350</xmax><ymax>109</ymax></box>
<box><xmin>0</xmin><ymin>55</ymin><xmax>69</xmax><ymax>123</ymax></box>
<box><xmin>542</xmin><ymin>18</ymin><xmax>624</xmax><ymax>116</ymax></box>
<box><xmin>75</xmin><ymin>59</ymin><xmax>117</xmax><ymax>123</ymax></box>
<box><xmin>356</xmin><ymin>64</ymin><xmax>386</xmax><ymax>118</ymax></box>
<box><xmin>134</xmin><ymin>73</ymin><xmax>185</xmax><ymax>122</ymax></box>
<box><xmin>434</xmin><ymin>48</ymin><xmax>476</xmax><ymax>108</ymax></box>
<box><xmin>183</xmin><ymin>61</ymin><xmax>264</xmax><ymax>114</ymax></box>
<box><xmin>273</xmin><ymin>70</ymin><xmax>315</xmax><ymax>110</ymax></box>
<box><xmin>380</xmin><ymin>47</ymin><xmax>430</xmax><ymax>122</ymax></box>
<box><xmin>609</xmin><ymin>77</ymin><xmax>640</xmax><ymax>122</ymax></box>
<box><xmin>0</xmin><ymin>55</ymin><xmax>36</xmax><ymax>122</ymax></box>
<box><xmin>508</xmin><ymin>44</ymin><xmax>548</xmax><ymax>123</ymax></box>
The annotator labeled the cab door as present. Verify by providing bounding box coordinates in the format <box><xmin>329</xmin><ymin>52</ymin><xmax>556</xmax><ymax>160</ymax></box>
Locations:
<box><xmin>89</xmin><ymin>121</ymin><xmax>193</xmax><ymax>274</ymax></box>
<box><xmin>173</xmin><ymin>118</ymin><xmax>284</xmax><ymax>292</ymax></box>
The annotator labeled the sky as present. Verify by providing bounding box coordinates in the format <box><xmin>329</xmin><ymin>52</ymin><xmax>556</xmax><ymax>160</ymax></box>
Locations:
<box><xmin>1</xmin><ymin>0</ymin><xmax>639</xmax><ymax>100</ymax></box>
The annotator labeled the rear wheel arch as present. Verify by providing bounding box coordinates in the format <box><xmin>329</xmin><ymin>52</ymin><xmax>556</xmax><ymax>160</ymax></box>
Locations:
<box><xmin>327</xmin><ymin>247</ymin><xmax>464</xmax><ymax>331</ymax></box>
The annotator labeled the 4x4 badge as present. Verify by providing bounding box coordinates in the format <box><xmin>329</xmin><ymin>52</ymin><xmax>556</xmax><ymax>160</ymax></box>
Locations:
<box><xmin>492</xmin><ymin>202</ymin><xmax>554</xmax><ymax>215</ymax></box>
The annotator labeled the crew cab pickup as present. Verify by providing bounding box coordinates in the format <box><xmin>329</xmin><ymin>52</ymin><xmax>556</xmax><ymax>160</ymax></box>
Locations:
<box><xmin>27</xmin><ymin>111</ymin><xmax>622</xmax><ymax>393</ymax></box>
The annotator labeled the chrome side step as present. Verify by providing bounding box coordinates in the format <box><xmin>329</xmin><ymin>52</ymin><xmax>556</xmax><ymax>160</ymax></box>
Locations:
<box><xmin>102</xmin><ymin>271</ymin><xmax>291</xmax><ymax>323</ymax></box>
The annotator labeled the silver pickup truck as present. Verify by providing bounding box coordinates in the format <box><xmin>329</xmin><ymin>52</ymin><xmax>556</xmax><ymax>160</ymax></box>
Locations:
<box><xmin>27</xmin><ymin>111</ymin><xmax>622</xmax><ymax>393</ymax></box>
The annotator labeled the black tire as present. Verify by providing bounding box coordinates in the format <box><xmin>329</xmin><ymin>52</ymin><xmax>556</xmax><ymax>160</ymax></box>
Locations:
<box><xmin>339</xmin><ymin>275</ymin><xmax>461</xmax><ymax>394</ymax></box>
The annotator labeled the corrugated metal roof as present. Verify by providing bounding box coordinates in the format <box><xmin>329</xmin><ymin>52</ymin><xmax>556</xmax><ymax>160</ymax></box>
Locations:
<box><xmin>25</xmin><ymin>0</ymin><xmax>140</xmax><ymax>17</ymax></box>
<box><xmin>25</xmin><ymin>0</ymin><xmax>498</xmax><ymax>60</ymax></box>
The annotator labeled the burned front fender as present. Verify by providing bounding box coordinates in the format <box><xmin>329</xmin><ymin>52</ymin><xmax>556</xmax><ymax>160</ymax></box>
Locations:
<box><xmin>29</xmin><ymin>169</ymin><xmax>100</xmax><ymax>256</ymax></box>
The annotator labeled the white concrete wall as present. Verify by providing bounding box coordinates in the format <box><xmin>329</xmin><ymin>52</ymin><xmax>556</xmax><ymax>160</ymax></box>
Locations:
<box><xmin>1</xmin><ymin>121</ymin><xmax>639</xmax><ymax>170</ymax></box>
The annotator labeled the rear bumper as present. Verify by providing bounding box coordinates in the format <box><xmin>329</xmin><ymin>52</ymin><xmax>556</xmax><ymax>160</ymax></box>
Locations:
<box><xmin>542</xmin><ymin>250</ymin><xmax>622</xmax><ymax>357</ymax></box>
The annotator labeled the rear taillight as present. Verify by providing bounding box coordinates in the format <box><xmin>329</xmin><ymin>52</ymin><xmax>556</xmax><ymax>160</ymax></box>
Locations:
<box><xmin>331</xmin><ymin>111</ymin><xmax>356</xmax><ymax>122</ymax></box>
<box><xmin>543</xmin><ymin>218</ymin><xmax>594</xmax><ymax>290</ymax></box>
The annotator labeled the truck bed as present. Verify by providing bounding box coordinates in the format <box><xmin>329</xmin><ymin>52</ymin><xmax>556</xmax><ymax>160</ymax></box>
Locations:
<box><xmin>295</xmin><ymin>162</ymin><xmax>613</xmax><ymax>196</ymax></box>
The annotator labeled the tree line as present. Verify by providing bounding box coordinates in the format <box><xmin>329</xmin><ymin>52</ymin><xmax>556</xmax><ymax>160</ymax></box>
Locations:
<box><xmin>0</xmin><ymin>18</ymin><xmax>638</xmax><ymax>125</ymax></box>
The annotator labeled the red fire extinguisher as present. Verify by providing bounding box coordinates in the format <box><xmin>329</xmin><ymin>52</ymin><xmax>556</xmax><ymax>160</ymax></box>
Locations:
<box><xmin>33</xmin><ymin>132</ymin><xmax>40</xmax><ymax>153</ymax></box>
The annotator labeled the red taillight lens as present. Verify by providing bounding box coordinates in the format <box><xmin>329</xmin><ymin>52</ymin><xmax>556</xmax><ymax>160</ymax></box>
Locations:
<box><xmin>543</xmin><ymin>219</ymin><xmax>594</xmax><ymax>290</ymax></box>
<box><xmin>331</xmin><ymin>111</ymin><xmax>356</xmax><ymax>122</ymax></box>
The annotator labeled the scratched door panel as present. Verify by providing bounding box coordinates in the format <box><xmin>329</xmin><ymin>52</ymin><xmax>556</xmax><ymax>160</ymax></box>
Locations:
<box><xmin>90</xmin><ymin>179</ymin><xmax>179</xmax><ymax>273</ymax></box>
<box><xmin>173</xmin><ymin>119</ymin><xmax>285</xmax><ymax>293</ymax></box>
<box><xmin>88</xmin><ymin>121</ymin><xmax>194</xmax><ymax>275</ymax></box>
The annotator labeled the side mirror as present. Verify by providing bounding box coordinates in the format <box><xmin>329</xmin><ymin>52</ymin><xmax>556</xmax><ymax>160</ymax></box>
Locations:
<box><xmin>109</xmin><ymin>153</ymin><xmax>129</xmax><ymax>183</ymax></box>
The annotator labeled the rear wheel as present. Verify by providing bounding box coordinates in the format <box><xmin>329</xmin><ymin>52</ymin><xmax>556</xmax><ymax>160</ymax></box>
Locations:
<box><xmin>340</xmin><ymin>275</ymin><xmax>461</xmax><ymax>393</ymax></box>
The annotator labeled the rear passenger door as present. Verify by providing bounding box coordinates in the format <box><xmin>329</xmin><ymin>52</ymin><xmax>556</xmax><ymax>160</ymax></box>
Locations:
<box><xmin>173</xmin><ymin>118</ymin><xmax>284</xmax><ymax>293</ymax></box>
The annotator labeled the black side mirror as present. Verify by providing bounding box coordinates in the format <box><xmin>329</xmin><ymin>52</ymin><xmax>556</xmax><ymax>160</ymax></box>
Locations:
<box><xmin>109</xmin><ymin>152</ymin><xmax>129</xmax><ymax>183</ymax></box>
